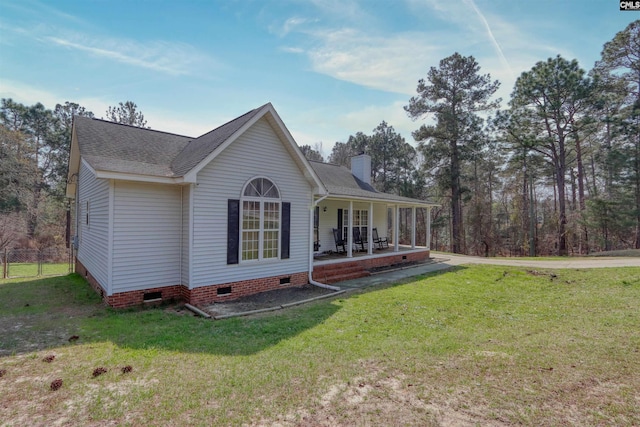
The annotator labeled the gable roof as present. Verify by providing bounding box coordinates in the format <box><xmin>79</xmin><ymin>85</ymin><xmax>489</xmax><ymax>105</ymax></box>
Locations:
<box><xmin>309</xmin><ymin>161</ymin><xmax>436</xmax><ymax>206</ymax></box>
<box><xmin>171</xmin><ymin>105</ymin><xmax>265</xmax><ymax>176</ymax></box>
<box><xmin>67</xmin><ymin>103</ymin><xmax>432</xmax><ymax>206</ymax></box>
<box><xmin>67</xmin><ymin>103</ymin><xmax>326</xmax><ymax>195</ymax></box>
<box><xmin>73</xmin><ymin>116</ymin><xmax>192</xmax><ymax>177</ymax></box>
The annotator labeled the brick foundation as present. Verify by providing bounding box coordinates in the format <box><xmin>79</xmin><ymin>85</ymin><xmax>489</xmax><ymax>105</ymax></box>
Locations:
<box><xmin>75</xmin><ymin>258</ymin><xmax>309</xmax><ymax>309</ymax></box>
<box><xmin>75</xmin><ymin>259</ymin><xmax>107</xmax><ymax>300</ymax></box>
<box><xmin>75</xmin><ymin>250</ymin><xmax>428</xmax><ymax>309</ymax></box>
<box><xmin>185</xmin><ymin>271</ymin><xmax>309</xmax><ymax>306</ymax></box>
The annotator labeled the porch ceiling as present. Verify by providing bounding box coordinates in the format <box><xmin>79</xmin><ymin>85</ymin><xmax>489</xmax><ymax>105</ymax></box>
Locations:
<box><xmin>317</xmin><ymin>194</ymin><xmax>437</xmax><ymax>208</ymax></box>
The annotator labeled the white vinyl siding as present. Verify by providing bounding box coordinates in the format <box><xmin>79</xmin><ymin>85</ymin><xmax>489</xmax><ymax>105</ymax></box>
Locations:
<box><xmin>77</xmin><ymin>161</ymin><xmax>110</xmax><ymax>292</ymax></box>
<box><xmin>111</xmin><ymin>181</ymin><xmax>182</xmax><ymax>293</ymax></box>
<box><xmin>191</xmin><ymin>117</ymin><xmax>312</xmax><ymax>287</ymax></box>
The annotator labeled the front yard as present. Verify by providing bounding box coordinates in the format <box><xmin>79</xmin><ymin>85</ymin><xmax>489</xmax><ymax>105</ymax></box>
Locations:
<box><xmin>1</xmin><ymin>265</ymin><xmax>639</xmax><ymax>426</ymax></box>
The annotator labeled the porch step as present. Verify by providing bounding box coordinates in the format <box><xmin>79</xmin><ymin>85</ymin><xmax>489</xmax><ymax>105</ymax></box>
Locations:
<box><xmin>323</xmin><ymin>271</ymin><xmax>371</xmax><ymax>284</ymax></box>
<box><xmin>313</xmin><ymin>263</ymin><xmax>371</xmax><ymax>284</ymax></box>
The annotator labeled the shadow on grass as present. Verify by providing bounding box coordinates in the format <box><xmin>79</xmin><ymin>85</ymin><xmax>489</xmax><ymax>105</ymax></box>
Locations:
<box><xmin>0</xmin><ymin>274</ymin><xmax>341</xmax><ymax>357</ymax></box>
<box><xmin>1</xmin><ymin>265</ymin><xmax>466</xmax><ymax>357</ymax></box>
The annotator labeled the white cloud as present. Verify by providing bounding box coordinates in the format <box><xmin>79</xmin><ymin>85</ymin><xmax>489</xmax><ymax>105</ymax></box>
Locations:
<box><xmin>337</xmin><ymin>101</ymin><xmax>421</xmax><ymax>142</ymax></box>
<box><xmin>282</xmin><ymin>0</ymin><xmax>571</xmax><ymax>100</ymax></box>
<box><xmin>283</xmin><ymin>17</ymin><xmax>308</xmax><ymax>33</ymax></box>
<box><xmin>273</xmin><ymin>17</ymin><xmax>317</xmax><ymax>37</ymax></box>
<box><xmin>0</xmin><ymin>20</ymin><xmax>221</xmax><ymax>77</ymax></box>
<box><xmin>302</xmin><ymin>28</ymin><xmax>445</xmax><ymax>95</ymax></box>
<box><xmin>0</xmin><ymin>80</ymin><xmax>120</xmax><ymax>121</ymax></box>
<box><xmin>44</xmin><ymin>35</ymin><xmax>218</xmax><ymax>76</ymax></box>
<box><xmin>144</xmin><ymin>111</ymin><xmax>216</xmax><ymax>138</ymax></box>
<box><xmin>289</xmin><ymin>128</ymin><xmax>328</xmax><ymax>150</ymax></box>
<box><xmin>288</xmin><ymin>100</ymin><xmax>431</xmax><ymax>158</ymax></box>
<box><xmin>280</xmin><ymin>46</ymin><xmax>305</xmax><ymax>54</ymax></box>
<box><xmin>307</xmin><ymin>0</ymin><xmax>372</xmax><ymax>22</ymax></box>
<box><xmin>0</xmin><ymin>79</ymin><xmax>211</xmax><ymax>137</ymax></box>
<box><xmin>0</xmin><ymin>79</ymin><xmax>62</xmax><ymax>108</ymax></box>
<box><xmin>465</xmin><ymin>0</ymin><xmax>514</xmax><ymax>79</ymax></box>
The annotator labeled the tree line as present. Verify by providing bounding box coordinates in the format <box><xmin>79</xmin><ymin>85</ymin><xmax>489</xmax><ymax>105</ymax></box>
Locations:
<box><xmin>303</xmin><ymin>20</ymin><xmax>639</xmax><ymax>256</ymax></box>
<box><xmin>1</xmin><ymin>21</ymin><xmax>637</xmax><ymax>256</ymax></box>
<box><xmin>0</xmin><ymin>100</ymin><xmax>147</xmax><ymax>250</ymax></box>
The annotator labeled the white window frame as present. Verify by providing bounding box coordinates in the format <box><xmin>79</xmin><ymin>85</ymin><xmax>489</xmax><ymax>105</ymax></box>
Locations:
<box><xmin>240</xmin><ymin>177</ymin><xmax>281</xmax><ymax>262</ymax></box>
<box><xmin>343</xmin><ymin>209</ymin><xmax>369</xmax><ymax>240</ymax></box>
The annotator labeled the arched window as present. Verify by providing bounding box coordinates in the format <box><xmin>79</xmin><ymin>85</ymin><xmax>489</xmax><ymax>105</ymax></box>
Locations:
<box><xmin>241</xmin><ymin>177</ymin><xmax>281</xmax><ymax>261</ymax></box>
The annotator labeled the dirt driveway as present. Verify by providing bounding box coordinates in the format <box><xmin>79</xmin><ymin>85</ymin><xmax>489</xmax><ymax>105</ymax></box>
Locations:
<box><xmin>433</xmin><ymin>252</ymin><xmax>640</xmax><ymax>269</ymax></box>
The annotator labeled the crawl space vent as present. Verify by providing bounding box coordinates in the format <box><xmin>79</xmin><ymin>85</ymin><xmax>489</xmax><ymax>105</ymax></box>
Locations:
<box><xmin>217</xmin><ymin>286</ymin><xmax>232</xmax><ymax>295</ymax></box>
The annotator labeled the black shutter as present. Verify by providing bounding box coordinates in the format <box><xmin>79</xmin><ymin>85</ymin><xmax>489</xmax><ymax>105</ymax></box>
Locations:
<box><xmin>281</xmin><ymin>202</ymin><xmax>291</xmax><ymax>259</ymax></box>
<box><xmin>337</xmin><ymin>209</ymin><xmax>343</xmax><ymax>240</ymax></box>
<box><xmin>227</xmin><ymin>199</ymin><xmax>240</xmax><ymax>264</ymax></box>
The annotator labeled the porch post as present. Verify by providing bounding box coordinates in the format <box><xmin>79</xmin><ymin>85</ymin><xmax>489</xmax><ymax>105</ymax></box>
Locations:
<box><xmin>347</xmin><ymin>200</ymin><xmax>353</xmax><ymax>258</ymax></box>
<box><xmin>426</xmin><ymin>206</ymin><xmax>432</xmax><ymax>251</ymax></box>
<box><xmin>394</xmin><ymin>204</ymin><xmax>400</xmax><ymax>252</ymax></box>
<box><xmin>368</xmin><ymin>202</ymin><xmax>373</xmax><ymax>254</ymax></box>
<box><xmin>411</xmin><ymin>206</ymin><xmax>416</xmax><ymax>249</ymax></box>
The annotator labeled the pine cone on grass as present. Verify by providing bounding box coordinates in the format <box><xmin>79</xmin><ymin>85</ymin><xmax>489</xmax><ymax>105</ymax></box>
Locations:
<box><xmin>92</xmin><ymin>367</ymin><xmax>108</xmax><ymax>377</ymax></box>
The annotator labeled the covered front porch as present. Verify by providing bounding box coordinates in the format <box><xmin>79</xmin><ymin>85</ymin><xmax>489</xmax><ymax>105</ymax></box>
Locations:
<box><xmin>310</xmin><ymin>195</ymin><xmax>434</xmax><ymax>284</ymax></box>
<box><xmin>312</xmin><ymin>245</ymin><xmax>431</xmax><ymax>284</ymax></box>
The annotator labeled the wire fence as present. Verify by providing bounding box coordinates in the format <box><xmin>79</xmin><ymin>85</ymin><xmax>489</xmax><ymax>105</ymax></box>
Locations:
<box><xmin>1</xmin><ymin>248</ymin><xmax>74</xmax><ymax>279</ymax></box>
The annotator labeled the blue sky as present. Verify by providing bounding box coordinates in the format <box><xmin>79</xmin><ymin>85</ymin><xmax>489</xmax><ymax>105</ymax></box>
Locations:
<box><xmin>0</xmin><ymin>0</ymin><xmax>636</xmax><ymax>157</ymax></box>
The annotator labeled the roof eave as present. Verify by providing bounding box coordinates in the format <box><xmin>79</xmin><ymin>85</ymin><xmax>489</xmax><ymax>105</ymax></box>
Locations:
<box><xmin>261</xmin><ymin>105</ymin><xmax>327</xmax><ymax>195</ymax></box>
<box><xmin>182</xmin><ymin>105</ymin><xmax>270</xmax><ymax>183</ymax></box>
<box><xmin>94</xmin><ymin>170</ymin><xmax>186</xmax><ymax>185</ymax></box>
<box><xmin>65</xmin><ymin>122</ymin><xmax>81</xmax><ymax>198</ymax></box>
<box><xmin>183</xmin><ymin>103</ymin><xmax>328</xmax><ymax>194</ymax></box>
<box><xmin>319</xmin><ymin>193</ymin><xmax>438</xmax><ymax>207</ymax></box>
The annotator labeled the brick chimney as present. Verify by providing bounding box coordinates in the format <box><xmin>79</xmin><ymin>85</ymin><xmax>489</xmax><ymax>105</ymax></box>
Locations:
<box><xmin>350</xmin><ymin>154</ymin><xmax>371</xmax><ymax>185</ymax></box>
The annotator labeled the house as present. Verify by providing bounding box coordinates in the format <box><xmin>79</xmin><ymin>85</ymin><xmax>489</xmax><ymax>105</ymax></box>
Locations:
<box><xmin>66</xmin><ymin>103</ymin><xmax>436</xmax><ymax>308</ymax></box>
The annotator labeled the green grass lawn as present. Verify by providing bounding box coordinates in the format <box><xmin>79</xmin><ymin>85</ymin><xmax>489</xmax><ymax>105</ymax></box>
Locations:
<box><xmin>3</xmin><ymin>262</ymin><xmax>69</xmax><ymax>278</ymax></box>
<box><xmin>1</xmin><ymin>266</ymin><xmax>639</xmax><ymax>426</ymax></box>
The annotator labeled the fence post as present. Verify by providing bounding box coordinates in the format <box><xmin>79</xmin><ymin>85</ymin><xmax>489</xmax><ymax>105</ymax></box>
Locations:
<box><xmin>2</xmin><ymin>248</ymin><xmax>6</xmax><ymax>279</ymax></box>
<box><xmin>37</xmin><ymin>249</ymin><xmax>42</xmax><ymax>277</ymax></box>
<box><xmin>69</xmin><ymin>246</ymin><xmax>74</xmax><ymax>274</ymax></box>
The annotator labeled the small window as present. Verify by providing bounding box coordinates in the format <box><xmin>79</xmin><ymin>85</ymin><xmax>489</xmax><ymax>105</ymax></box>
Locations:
<box><xmin>243</xmin><ymin>177</ymin><xmax>280</xmax><ymax>198</ymax></box>
<box><xmin>85</xmin><ymin>200</ymin><xmax>90</xmax><ymax>227</ymax></box>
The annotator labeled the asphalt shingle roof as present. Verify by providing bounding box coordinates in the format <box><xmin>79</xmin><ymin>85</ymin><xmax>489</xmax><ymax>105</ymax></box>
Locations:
<box><xmin>74</xmin><ymin>116</ymin><xmax>192</xmax><ymax>177</ymax></box>
<box><xmin>309</xmin><ymin>161</ymin><xmax>433</xmax><ymax>205</ymax></box>
<box><xmin>74</xmin><ymin>104</ymin><xmax>269</xmax><ymax>178</ymax></box>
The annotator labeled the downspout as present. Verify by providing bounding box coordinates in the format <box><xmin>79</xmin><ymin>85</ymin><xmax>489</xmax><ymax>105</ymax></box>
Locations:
<box><xmin>179</xmin><ymin>186</ymin><xmax>183</xmax><ymax>287</ymax></box>
<box><xmin>309</xmin><ymin>194</ymin><xmax>341</xmax><ymax>291</ymax></box>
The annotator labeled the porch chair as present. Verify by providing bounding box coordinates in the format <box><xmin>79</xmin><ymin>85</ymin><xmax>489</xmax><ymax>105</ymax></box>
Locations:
<box><xmin>360</xmin><ymin>227</ymin><xmax>369</xmax><ymax>246</ymax></box>
<box><xmin>352</xmin><ymin>227</ymin><xmax>366</xmax><ymax>252</ymax></box>
<box><xmin>372</xmin><ymin>228</ymin><xmax>389</xmax><ymax>249</ymax></box>
<box><xmin>332</xmin><ymin>228</ymin><xmax>346</xmax><ymax>254</ymax></box>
